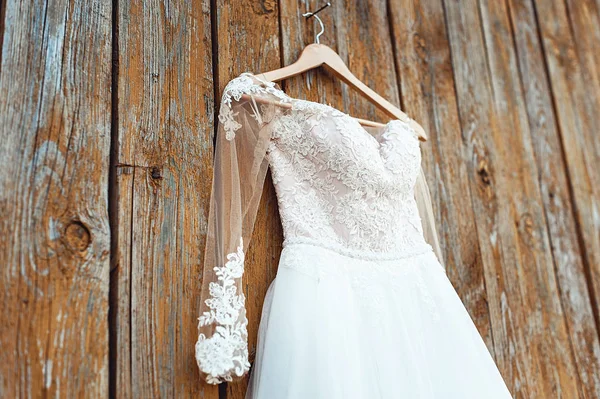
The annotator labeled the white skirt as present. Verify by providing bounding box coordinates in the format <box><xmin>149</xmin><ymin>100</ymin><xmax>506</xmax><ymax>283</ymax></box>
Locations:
<box><xmin>245</xmin><ymin>239</ymin><xmax>513</xmax><ymax>398</ymax></box>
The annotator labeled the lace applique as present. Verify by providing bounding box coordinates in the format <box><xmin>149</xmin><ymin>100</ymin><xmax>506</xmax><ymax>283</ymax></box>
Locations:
<box><xmin>219</xmin><ymin>73</ymin><xmax>290</xmax><ymax>140</ymax></box>
<box><xmin>267</xmin><ymin>98</ymin><xmax>428</xmax><ymax>253</ymax></box>
<box><xmin>195</xmin><ymin>237</ymin><xmax>251</xmax><ymax>384</ymax></box>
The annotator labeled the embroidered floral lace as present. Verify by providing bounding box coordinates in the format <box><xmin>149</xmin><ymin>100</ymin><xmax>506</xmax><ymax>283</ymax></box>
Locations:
<box><xmin>196</xmin><ymin>72</ymin><xmax>444</xmax><ymax>384</ymax></box>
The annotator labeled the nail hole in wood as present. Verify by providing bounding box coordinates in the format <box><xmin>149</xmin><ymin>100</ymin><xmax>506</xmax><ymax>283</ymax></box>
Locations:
<box><xmin>151</xmin><ymin>167</ymin><xmax>162</xmax><ymax>180</ymax></box>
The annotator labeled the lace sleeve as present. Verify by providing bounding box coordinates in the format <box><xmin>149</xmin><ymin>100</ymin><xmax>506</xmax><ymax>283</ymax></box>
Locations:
<box><xmin>414</xmin><ymin>168</ymin><xmax>445</xmax><ymax>271</ymax></box>
<box><xmin>195</xmin><ymin>73</ymin><xmax>289</xmax><ymax>384</ymax></box>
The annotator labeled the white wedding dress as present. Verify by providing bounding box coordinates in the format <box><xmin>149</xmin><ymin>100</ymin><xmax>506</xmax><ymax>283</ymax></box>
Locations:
<box><xmin>195</xmin><ymin>72</ymin><xmax>513</xmax><ymax>398</ymax></box>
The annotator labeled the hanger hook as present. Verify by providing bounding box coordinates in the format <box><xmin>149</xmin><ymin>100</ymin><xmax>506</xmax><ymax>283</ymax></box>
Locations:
<box><xmin>303</xmin><ymin>2</ymin><xmax>331</xmax><ymax>44</ymax></box>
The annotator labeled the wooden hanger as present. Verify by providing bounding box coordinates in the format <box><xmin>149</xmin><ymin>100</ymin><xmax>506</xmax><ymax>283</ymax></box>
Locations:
<box><xmin>254</xmin><ymin>8</ymin><xmax>427</xmax><ymax>141</ymax></box>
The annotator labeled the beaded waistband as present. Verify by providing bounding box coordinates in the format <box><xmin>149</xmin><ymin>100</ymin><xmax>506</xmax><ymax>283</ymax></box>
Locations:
<box><xmin>282</xmin><ymin>236</ymin><xmax>433</xmax><ymax>261</ymax></box>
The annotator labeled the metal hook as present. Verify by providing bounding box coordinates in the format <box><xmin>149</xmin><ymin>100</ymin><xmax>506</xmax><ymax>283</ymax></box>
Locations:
<box><xmin>303</xmin><ymin>2</ymin><xmax>331</xmax><ymax>44</ymax></box>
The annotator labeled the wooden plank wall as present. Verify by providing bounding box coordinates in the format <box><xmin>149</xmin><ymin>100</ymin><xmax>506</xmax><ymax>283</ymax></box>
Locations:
<box><xmin>0</xmin><ymin>0</ymin><xmax>598</xmax><ymax>398</ymax></box>
<box><xmin>0</xmin><ymin>0</ymin><xmax>112</xmax><ymax>397</ymax></box>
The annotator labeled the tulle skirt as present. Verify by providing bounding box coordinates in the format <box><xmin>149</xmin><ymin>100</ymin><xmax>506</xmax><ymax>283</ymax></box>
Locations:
<box><xmin>245</xmin><ymin>239</ymin><xmax>513</xmax><ymax>399</ymax></box>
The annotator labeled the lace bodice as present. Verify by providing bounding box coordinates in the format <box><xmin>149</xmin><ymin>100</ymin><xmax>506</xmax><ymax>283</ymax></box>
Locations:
<box><xmin>195</xmin><ymin>73</ymin><xmax>442</xmax><ymax>384</ymax></box>
<box><xmin>268</xmin><ymin>98</ymin><xmax>429</xmax><ymax>255</ymax></box>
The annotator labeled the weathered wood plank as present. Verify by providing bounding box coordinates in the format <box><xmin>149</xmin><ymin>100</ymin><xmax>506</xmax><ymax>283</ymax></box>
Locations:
<box><xmin>212</xmin><ymin>1</ymin><xmax>285</xmax><ymax>397</ymax></box>
<box><xmin>534</xmin><ymin>0</ymin><xmax>600</xmax><ymax>340</ymax></box>
<box><xmin>508</xmin><ymin>0</ymin><xmax>600</xmax><ymax>395</ymax></box>
<box><xmin>444</xmin><ymin>0</ymin><xmax>581</xmax><ymax>396</ymax></box>
<box><xmin>388</xmin><ymin>0</ymin><xmax>493</xmax><ymax>348</ymax></box>
<box><xmin>113</xmin><ymin>0</ymin><xmax>215</xmax><ymax>397</ymax></box>
<box><xmin>0</xmin><ymin>0</ymin><xmax>112</xmax><ymax>397</ymax></box>
<box><xmin>563</xmin><ymin>0</ymin><xmax>600</xmax><ymax>344</ymax></box>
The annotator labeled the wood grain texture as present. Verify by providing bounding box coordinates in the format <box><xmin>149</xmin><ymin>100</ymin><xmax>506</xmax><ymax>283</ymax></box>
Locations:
<box><xmin>212</xmin><ymin>0</ymin><xmax>284</xmax><ymax>397</ymax></box>
<box><xmin>112</xmin><ymin>0</ymin><xmax>215</xmax><ymax>397</ymax></box>
<box><xmin>444</xmin><ymin>0</ymin><xmax>580</xmax><ymax>396</ymax></box>
<box><xmin>388</xmin><ymin>0</ymin><xmax>493</xmax><ymax>348</ymax></box>
<box><xmin>508</xmin><ymin>0</ymin><xmax>600</xmax><ymax>395</ymax></box>
<box><xmin>0</xmin><ymin>0</ymin><xmax>112</xmax><ymax>397</ymax></box>
<box><xmin>562</xmin><ymin>0</ymin><xmax>600</xmax><ymax>348</ymax></box>
<box><xmin>533</xmin><ymin>0</ymin><xmax>600</xmax><ymax>345</ymax></box>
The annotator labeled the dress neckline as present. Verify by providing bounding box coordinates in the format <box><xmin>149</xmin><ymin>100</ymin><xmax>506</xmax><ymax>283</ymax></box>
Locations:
<box><xmin>290</xmin><ymin>97</ymin><xmax>398</xmax><ymax>145</ymax></box>
<box><xmin>242</xmin><ymin>72</ymin><xmax>416</xmax><ymax>145</ymax></box>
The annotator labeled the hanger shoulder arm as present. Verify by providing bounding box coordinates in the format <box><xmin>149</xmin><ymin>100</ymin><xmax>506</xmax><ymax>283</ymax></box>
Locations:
<box><xmin>258</xmin><ymin>44</ymin><xmax>428</xmax><ymax>141</ymax></box>
<box><xmin>260</xmin><ymin>44</ymin><xmax>326</xmax><ymax>82</ymax></box>
<box><xmin>327</xmin><ymin>64</ymin><xmax>428</xmax><ymax>141</ymax></box>
<box><xmin>324</xmin><ymin>60</ymin><xmax>403</xmax><ymax>120</ymax></box>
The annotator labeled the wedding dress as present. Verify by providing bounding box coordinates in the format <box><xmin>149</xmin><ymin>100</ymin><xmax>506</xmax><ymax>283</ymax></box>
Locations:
<box><xmin>195</xmin><ymin>72</ymin><xmax>513</xmax><ymax>398</ymax></box>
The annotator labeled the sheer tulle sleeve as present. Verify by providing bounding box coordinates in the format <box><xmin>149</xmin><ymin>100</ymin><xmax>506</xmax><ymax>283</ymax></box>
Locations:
<box><xmin>414</xmin><ymin>167</ymin><xmax>445</xmax><ymax>271</ymax></box>
<box><xmin>195</xmin><ymin>73</ymin><xmax>289</xmax><ymax>384</ymax></box>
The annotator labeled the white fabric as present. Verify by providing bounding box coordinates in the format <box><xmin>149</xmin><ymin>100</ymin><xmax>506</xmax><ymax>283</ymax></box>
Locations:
<box><xmin>247</xmin><ymin>244</ymin><xmax>512</xmax><ymax>398</ymax></box>
<box><xmin>196</xmin><ymin>73</ymin><xmax>512</xmax><ymax>398</ymax></box>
